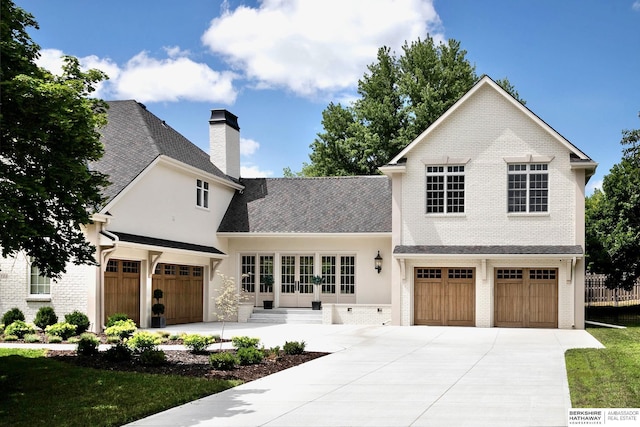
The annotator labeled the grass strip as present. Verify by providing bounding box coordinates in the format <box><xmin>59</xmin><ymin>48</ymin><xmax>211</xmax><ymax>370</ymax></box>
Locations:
<box><xmin>566</xmin><ymin>326</ymin><xmax>640</xmax><ymax>408</ymax></box>
<box><xmin>0</xmin><ymin>348</ymin><xmax>241</xmax><ymax>427</ymax></box>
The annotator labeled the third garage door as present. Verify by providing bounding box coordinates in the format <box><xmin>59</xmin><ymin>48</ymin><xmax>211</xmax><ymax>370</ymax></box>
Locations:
<box><xmin>414</xmin><ymin>268</ymin><xmax>475</xmax><ymax>326</ymax></box>
<box><xmin>495</xmin><ymin>268</ymin><xmax>558</xmax><ymax>328</ymax></box>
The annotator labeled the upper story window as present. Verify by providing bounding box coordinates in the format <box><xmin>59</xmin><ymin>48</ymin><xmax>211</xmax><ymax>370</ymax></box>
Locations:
<box><xmin>507</xmin><ymin>163</ymin><xmax>548</xmax><ymax>212</ymax></box>
<box><xmin>30</xmin><ymin>260</ymin><xmax>50</xmax><ymax>295</ymax></box>
<box><xmin>196</xmin><ymin>179</ymin><xmax>209</xmax><ymax>208</ymax></box>
<box><xmin>426</xmin><ymin>165</ymin><xmax>465</xmax><ymax>214</ymax></box>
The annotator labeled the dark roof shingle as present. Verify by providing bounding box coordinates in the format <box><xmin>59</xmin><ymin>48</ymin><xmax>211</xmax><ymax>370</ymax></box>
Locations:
<box><xmin>219</xmin><ymin>176</ymin><xmax>391</xmax><ymax>233</ymax></box>
<box><xmin>91</xmin><ymin>100</ymin><xmax>237</xmax><ymax>205</ymax></box>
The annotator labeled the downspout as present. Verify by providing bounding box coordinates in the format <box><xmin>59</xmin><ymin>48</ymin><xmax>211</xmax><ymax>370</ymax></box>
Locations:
<box><xmin>571</xmin><ymin>257</ymin><xmax>577</xmax><ymax>328</ymax></box>
<box><xmin>99</xmin><ymin>223</ymin><xmax>119</xmax><ymax>331</ymax></box>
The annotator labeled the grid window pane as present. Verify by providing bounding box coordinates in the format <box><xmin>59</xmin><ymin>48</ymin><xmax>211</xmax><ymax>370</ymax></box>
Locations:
<box><xmin>508</xmin><ymin>164</ymin><xmax>548</xmax><ymax>212</ymax></box>
<box><xmin>196</xmin><ymin>179</ymin><xmax>209</xmax><ymax>208</ymax></box>
<box><xmin>30</xmin><ymin>262</ymin><xmax>50</xmax><ymax>295</ymax></box>
<box><xmin>281</xmin><ymin>256</ymin><xmax>296</xmax><ymax>293</ymax></box>
<box><xmin>259</xmin><ymin>255</ymin><xmax>274</xmax><ymax>293</ymax></box>
<box><xmin>321</xmin><ymin>256</ymin><xmax>336</xmax><ymax>294</ymax></box>
<box><xmin>340</xmin><ymin>256</ymin><xmax>355</xmax><ymax>294</ymax></box>
<box><xmin>427</xmin><ymin>165</ymin><xmax>464</xmax><ymax>214</ymax></box>
<box><xmin>426</xmin><ymin>175</ymin><xmax>444</xmax><ymax>213</ymax></box>
<box><xmin>241</xmin><ymin>255</ymin><xmax>255</xmax><ymax>293</ymax></box>
<box><xmin>416</xmin><ymin>268</ymin><xmax>441</xmax><ymax>279</ymax></box>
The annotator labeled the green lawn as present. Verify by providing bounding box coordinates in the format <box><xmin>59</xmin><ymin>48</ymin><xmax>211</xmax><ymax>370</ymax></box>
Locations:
<box><xmin>566</xmin><ymin>326</ymin><xmax>640</xmax><ymax>408</ymax></box>
<box><xmin>0</xmin><ymin>349</ymin><xmax>241</xmax><ymax>427</ymax></box>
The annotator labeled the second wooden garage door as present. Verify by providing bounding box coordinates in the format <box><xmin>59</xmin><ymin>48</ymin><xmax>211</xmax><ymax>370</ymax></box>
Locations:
<box><xmin>414</xmin><ymin>268</ymin><xmax>475</xmax><ymax>326</ymax></box>
<box><xmin>494</xmin><ymin>268</ymin><xmax>558</xmax><ymax>328</ymax></box>
<box><xmin>152</xmin><ymin>264</ymin><xmax>204</xmax><ymax>325</ymax></box>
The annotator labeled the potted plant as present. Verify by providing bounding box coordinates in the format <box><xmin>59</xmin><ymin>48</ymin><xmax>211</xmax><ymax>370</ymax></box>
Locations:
<box><xmin>262</xmin><ymin>275</ymin><xmax>274</xmax><ymax>309</ymax></box>
<box><xmin>151</xmin><ymin>288</ymin><xmax>166</xmax><ymax>328</ymax></box>
<box><xmin>311</xmin><ymin>275</ymin><xmax>324</xmax><ymax>310</ymax></box>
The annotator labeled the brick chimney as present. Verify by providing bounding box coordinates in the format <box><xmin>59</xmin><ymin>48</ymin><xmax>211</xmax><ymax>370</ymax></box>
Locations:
<box><xmin>209</xmin><ymin>109</ymin><xmax>240</xmax><ymax>179</ymax></box>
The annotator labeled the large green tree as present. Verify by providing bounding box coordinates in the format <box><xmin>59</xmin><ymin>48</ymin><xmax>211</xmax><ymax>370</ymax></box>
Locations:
<box><xmin>586</xmin><ymin>119</ymin><xmax>640</xmax><ymax>291</ymax></box>
<box><xmin>0</xmin><ymin>0</ymin><xmax>109</xmax><ymax>278</ymax></box>
<box><xmin>301</xmin><ymin>36</ymin><xmax>524</xmax><ymax>176</ymax></box>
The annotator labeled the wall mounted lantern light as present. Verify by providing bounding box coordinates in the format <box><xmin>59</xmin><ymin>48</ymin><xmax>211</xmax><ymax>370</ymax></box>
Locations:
<box><xmin>374</xmin><ymin>251</ymin><xmax>383</xmax><ymax>274</ymax></box>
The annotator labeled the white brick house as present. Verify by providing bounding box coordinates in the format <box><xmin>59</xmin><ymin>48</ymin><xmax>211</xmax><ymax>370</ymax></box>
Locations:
<box><xmin>0</xmin><ymin>76</ymin><xmax>596</xmax><ymax>330</ymax></box>
<box><xmin>380</xmin><ymin>76</ymin><xmax>596</xmax><ymax>328</ymax></box>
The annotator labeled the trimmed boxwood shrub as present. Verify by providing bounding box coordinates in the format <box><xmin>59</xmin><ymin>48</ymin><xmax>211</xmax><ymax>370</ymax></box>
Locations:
<box><xmin>2</xmin><ymin>308</ymin><xmax>25</xmax><ymax>326</ymax></box>
<box><xmin>23</xmin><ymin>333</ymin><xmax>41</xmax><ymax>343</ymax></box>
<box><xmin>104</xmin><ymin>342</ymin><xmax>132</xmax><ymax>362</ymax></box>
<box><xmin>5</xmin><ymin>320</ymin><xmax>36</xmax><ymax>338</ymax></box>
<box><xmin>65</xmin><ymin>311</ymin><xmax>90</xmax><ymax>335</ymax></box>
<box><xmin>34</xmin><ymin>306</ymin><xmax>58</xmax><ymax>330</ymax></box>
<box><xmin>231</xmin><ymin>336</ymin><xmax>260</xmax><ymax>349</ymax></box>
<box><xmin>209</xmin><ymin>352</ymin><xmax>238</xmax><ymax>370</ymax></box>
<box><xmin>77</xmin><ymin>333</ymin><xmax>100</xmax><ymax>356</ymax></box>
<box><xmin>236</xmin><ymin>346</ymin><xmax>264</xmax><ymax>365</ymax></box>
<box><xmin>139</xmin><ymin>349</ymin><xmax>166</xmax><ymax>366</ymax></box>
<box><xmin>126</xmin><ymin>331</ymin><xmax>161</xmax><ymax>353</ymax></box>
<box><xmin>283</xmin><ymin>340</ymin><xmax>306</xmax><ymax>355</ymax></box>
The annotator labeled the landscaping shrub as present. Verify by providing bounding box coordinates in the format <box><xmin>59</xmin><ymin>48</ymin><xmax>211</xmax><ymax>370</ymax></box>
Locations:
<box><xmin>5</xmin><ymin>320</ymin><xmax>36</xmax><ymax>338</ymax></box>
<box><xmin>231</xmin><ymin>336</ymin><xmax>260</xmax><ymax>349</ymax></box>
<box><xmin>23</xmin><ymin>333</ymin><xmax>41</xmax><ymax>343</ymax></box>
<box><xmin>168</xmin><ymin>334</ymin><xmax>181</xmax><ymax>341</ymax></box>
<box><xmin>139</xmin><ymin>349</ymin><xmax>166</xmax><ymax>366</ymax></box>
<box><xmin>77</xmin><ymin>333</ymin><xmax>100</xmax><ymax>356</ymax></box>
<box><xmin>34</xmin><ymin>306</ymin><xmax>58</xmax><ymax>330</ymax></box>
<box><xmin>283</xmin><ymin>340</ymin><xmax>306</xmax><ymax>355</ymax></box>
<box><xmin>105</xmin><ymin>319</ymin><xmax>136</xmax><ymax>340</ymax></box>
<box><xmin>0</xmin><ymin>324</ymin><xmax>4</xmax><ymax>335</ymax></box>
<box><xmin>47</xmin><ymin>335</ymin><xmax>62</xmax><ymax>344</ymax></box>
<box><xmin>104</xmin><ymin>342</ymin><xmax>132</xmax><ymax>362</ymax></box>
<box><xmin>45</xmin><ymin>322</ymin><xmax>77</xmax><ymax>340</ymax></box>
<box><xmin>209</xmin><ymin>352</ymin><xmax>238</xmax><ymax>370</ymax></box>
<box><xmin>3</xmin><ymin>334</ymin><xmax>18</xmax><ymax>342</ymax></box>
<box><xmin>106</xmin><ymin>335</ymin><xmax>120</xmax><ymax>344</ymax></box>
<box><xmin>126</xmin><ymin>331</ymin><xmax>161</xmax><ymax>353</ymax></box>
<box><xmin>236</xmin><ymin>346</ymin><xmax>264</xmax><ymax>365</ymax></box>
<box><xmin>2</xmin><ymin>307</ymin><xmax>25</xmax><ymax>326</ymax></box>
<box><xmin>65</xmin><ymin>311</ymin><xmax>90</xmax><ymax>335</ymax></box>
<box><xmin>183</xmin><ymin>334</ymin><xmax>214</xmax><ymax>353</ymax></box>
<box><xmin>105</xmin><ymin>313</ymin><xmax>130</xmax><ymax>328</ymax></box>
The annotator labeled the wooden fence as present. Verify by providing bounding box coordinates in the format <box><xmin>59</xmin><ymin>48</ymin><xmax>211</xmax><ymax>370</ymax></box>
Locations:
<box><xmin>585</xmin><ymin>274</ymin><xmax>640</xmax><ymax>306</ymax></box>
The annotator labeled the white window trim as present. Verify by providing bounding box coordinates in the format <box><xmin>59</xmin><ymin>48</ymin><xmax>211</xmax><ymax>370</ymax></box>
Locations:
<box><xmin>27</xmin><ymin>258</ymin><xmax>52</xmax><ymax>301</ymax></box>
<box><xmin>196</xmin><ymin>179</ymin><xmax>209</xmax><ymax>209</ymax></box>
<box><xmin>425</xmin><ymin>164</ymin><xmax>466</xmax><ymax>214</ymax></box>
<box><xmin>506</xmin><ymin>162</ymin><xmax>550</xmax><ymax>214</ymax></box>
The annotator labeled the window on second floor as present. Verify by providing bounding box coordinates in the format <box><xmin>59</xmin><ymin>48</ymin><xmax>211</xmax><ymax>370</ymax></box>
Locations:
<box><xmin>426</xmin><ymin>165</ymin><xmax>465</xmax><ymax>214</ymax></box>
<box><xmin>196</xmin><ymin>179</ymin><xmax>209</xmax><ymax>208</ymax></box>
<box><xmin>507</xmin><ymin>163</ymin><xmax>548</xmax><ymax>213</ymax></box>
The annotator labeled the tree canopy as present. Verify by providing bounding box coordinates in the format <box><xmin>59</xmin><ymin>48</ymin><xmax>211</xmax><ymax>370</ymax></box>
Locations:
<box><xmin>300</xmin><ymin>36</ymin><xmax>524</xmax><ymax>176</ymax></box>
<box><xmin>586</xmin><ymin>118</ymin><xmax>640</xmax><ymax>291</ymax></box>
<box><xmin>0</xmin><ymin>0</ymin><xmax>109</xmax><ymax>278</ymax></box>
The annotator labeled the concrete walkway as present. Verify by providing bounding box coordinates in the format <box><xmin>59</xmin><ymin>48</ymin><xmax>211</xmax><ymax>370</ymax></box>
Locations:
<box><xmin>121</xmin><ymin>323</ymin><xmax>602</xmax><ymax>427</ymax></box>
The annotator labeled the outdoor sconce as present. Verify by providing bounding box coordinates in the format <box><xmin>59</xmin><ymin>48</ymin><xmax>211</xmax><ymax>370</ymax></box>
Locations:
<box><xmin>374</xmin><ymin>251</ymin><xmax>382</xmax><ymax>274</ymax></box>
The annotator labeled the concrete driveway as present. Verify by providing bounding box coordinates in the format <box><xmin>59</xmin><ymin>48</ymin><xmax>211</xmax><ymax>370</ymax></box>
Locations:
<box><xmin>127</xmin><ymin>323</ymin><xmax>602</xmax><ymax>427</ymax></box>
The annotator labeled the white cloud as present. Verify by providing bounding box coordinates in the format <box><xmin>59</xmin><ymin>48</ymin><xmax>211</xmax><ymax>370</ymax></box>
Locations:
<box><xmin>241</xmin><ymin>164</ymin><xmax>274</xmax><ymax>178</ymax></box>
<box><xmin>36</xmin><ymin>48</ymin><xmax>238</xmax><ymax>104</ymax></box>
<box><xmin>240</xmin><ymin>137</ymin><xmax>260</xmax><ymax>156</ymax></box>
<box><xmin>114</xmin><ymin>51</ymin><xmax>237</xmax><ymax>103</ymax></box>
<box><xmin>201</xmin><ymin>0</ymin><xmax>442</xmax><ymax>98</ymax></box>
<box><xmin>633</xmin><ymin>0</ymin><xmax>640</xmax><ymax>11</ymax></box>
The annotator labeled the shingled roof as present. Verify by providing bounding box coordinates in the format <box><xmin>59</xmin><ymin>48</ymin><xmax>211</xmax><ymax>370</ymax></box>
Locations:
<box><xmin>218</xmin><ymin>176</ymin><xmax>391</xmax><ymax>233</ymax></box>
<box><xmin>91</xmin><ymin>100</ymin><xmax>238</xmax><ymax>205</ymax></box>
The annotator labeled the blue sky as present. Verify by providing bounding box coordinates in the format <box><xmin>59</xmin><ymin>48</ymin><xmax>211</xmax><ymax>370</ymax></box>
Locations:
<box><xmin>16</xmin><ymin>0</ymin><xmax>640</xmax><ymax>192</ymax></box>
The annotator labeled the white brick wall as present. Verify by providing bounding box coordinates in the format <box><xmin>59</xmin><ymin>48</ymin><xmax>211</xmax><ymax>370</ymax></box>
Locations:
<box><xmin>0</xmin><ymin>253</ymin><xmax>92</xmax><ymax>325</ymax></box>
<box><xmin>400</xmin><ymin>84</ymin><xmax>577</xmax><ymax>246</ymax></box>
<box><xmin>324</xmin><ymin>304</ymin><xmax>392</xmax><ymax>325</ymax></box>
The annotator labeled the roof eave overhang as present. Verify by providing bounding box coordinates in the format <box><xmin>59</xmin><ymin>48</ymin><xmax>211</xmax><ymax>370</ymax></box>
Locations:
<box><xmin>101</xmin><ymin>232</ymin><xmax>227</xmax><ymax>259</ymax></box>
<box><xmin>393</xmin><ymin>252</ymin><xmax>583</xmax><ymax>260</ymax></box>
<box><xmin>159</xmin><ymin>156</ymin><xmax>244</xmax><ymax>191</ymax></box>
<box><xmin>378</xmin><ymin>164</ymin><xmax>406</xmax><ymax>176</ymax></box>
<box><xmin>217</xmin><ymin>232</ymin><xmax>392</xmax><ymax>238</ymax></box>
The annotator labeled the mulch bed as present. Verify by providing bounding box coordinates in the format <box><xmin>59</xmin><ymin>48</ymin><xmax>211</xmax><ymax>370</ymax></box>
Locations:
<box><xmin>5</xmin><ymin>331</ymin><xmax>328</xmax><ymax>382</ymax></box>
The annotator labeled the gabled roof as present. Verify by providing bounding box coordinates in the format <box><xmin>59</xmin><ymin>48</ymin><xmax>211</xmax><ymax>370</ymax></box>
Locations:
<box><xmin>385</xmin><ymin>76</ymin><xmax>596</xmax><ymax>170</ymax></box>
<box><xmin>218</xmin><ymin>176</ymin><xmax>391</xmax><ymax>234</ymax></box>
<box><xmin>91</xmin><ymin>100</ymin><xmax>239</xmax><ymax>206</ymax></box>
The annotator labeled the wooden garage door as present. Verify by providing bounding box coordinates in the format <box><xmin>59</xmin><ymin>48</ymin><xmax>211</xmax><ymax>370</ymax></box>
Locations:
<box><xmin>104</xmin><ymin>260</ymin><xmax>140</xmax><ymax>325</ymax></box>
<box><xmin>152</xmin><ymin>264</ymin><xmax>204</xmax><ymax>325</ymax></box>
<box><xmin>414</xmin><ymin>268</ymin><xmax>475</xmax><ymax>326</ymax></box>
<box><xmin>495</xmin><ymin>268</ymin><xmax>558</xmax><ymax>328</ymax></box>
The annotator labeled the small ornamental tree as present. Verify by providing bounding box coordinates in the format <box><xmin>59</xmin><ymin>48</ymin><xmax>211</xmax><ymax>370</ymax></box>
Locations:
<box><xmin>214</xmin><ymin>272</ymin><xmax>248</xmax><ymax>349</ymax></box>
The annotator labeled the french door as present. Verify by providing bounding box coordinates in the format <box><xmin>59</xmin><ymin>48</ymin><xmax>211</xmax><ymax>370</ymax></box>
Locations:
<box><xmin>279</xmin><ymin>255</ymin><xmax>315</xmax><ymax>307</ymax></box>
